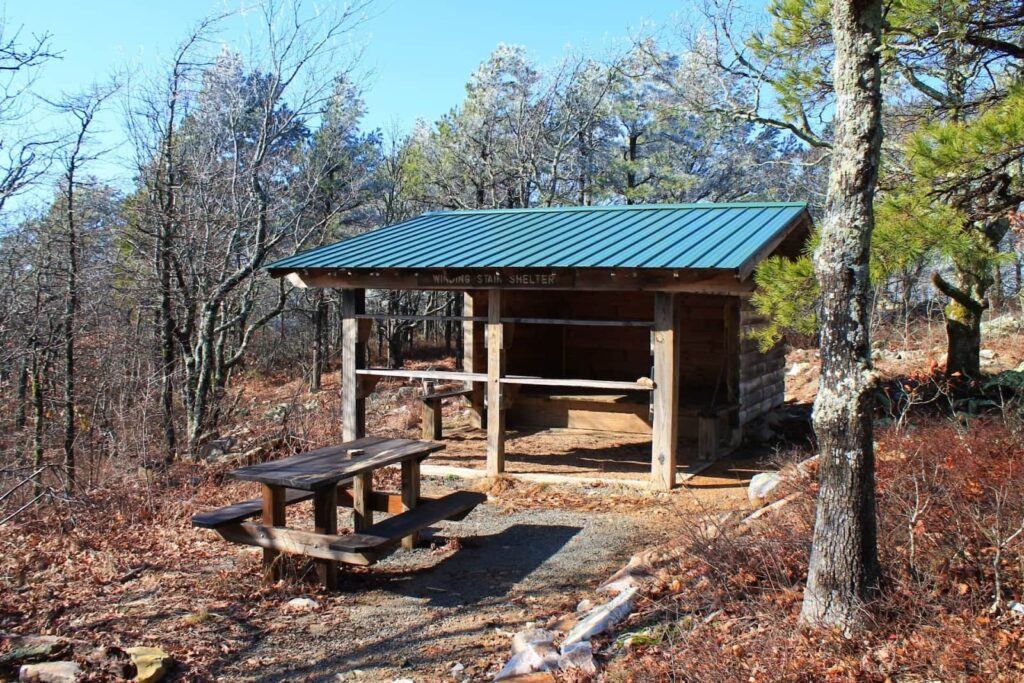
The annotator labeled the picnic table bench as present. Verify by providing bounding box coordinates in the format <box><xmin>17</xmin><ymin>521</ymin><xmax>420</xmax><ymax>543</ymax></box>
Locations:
<box><xmin>191</xmin><ymin>436</ymin><xmax>485</xmax><ymax>589</ymax></box>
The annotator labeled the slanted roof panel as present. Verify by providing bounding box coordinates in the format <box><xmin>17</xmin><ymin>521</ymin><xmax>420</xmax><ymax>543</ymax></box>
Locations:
<box><xmin>266</xmin><ymin>202</ymin><xmax>811</xmax><ymax>273</ymax></box>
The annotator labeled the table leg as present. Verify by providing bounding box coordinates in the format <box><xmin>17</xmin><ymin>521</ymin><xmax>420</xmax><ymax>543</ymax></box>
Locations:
<box><xmin>262</xmin><ymin>485</ymin><xmax>286</xmax><ymax>583</ymax></box>
<box><xmin>313</xmin><ymin>486</ymin><xmax>339</xmax><ymax>590</ymax></box>
<box><xmin>401</xmin><ymin>459</ymin><xmax>420</xmax><ymax>549</ymax></box>
<box><xmin>353</xmin><ymin>472</ymin><xmax>373</xmax><ymax>532</ymax></box>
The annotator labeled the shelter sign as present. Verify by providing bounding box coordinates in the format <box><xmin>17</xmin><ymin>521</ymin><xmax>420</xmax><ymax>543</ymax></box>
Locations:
<box><xmin>417</xmin><ymin>270</ymin><xmax>574</xmax><ymax>289</ymax></box>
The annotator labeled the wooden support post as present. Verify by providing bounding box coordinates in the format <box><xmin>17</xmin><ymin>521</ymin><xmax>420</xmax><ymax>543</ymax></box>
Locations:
<box><xmin>341</xmin><ymin>289</ymin><xmax>366</xmax><ymax>441</ymax></box>
<box><xmin>400</xmin><ymin>459</ymin><xmax>421</xmax><ymax>549</ymax></box>
<box><xmin>312</xmin><ymin>486</ymin><xmax>338</xmax><ymax>589</ymax></box>
<box><xmin>486</xmin><ymin>289</ymin><xmax>505</xmax><ymax>476</ymax></box>
<box><xmin>421</xmin><ymin>397</ymin><xmax>442</xmax><ymax>440</ymax></box>
<box><xmin>697</xmin><ymin>415</ymin><xmax>719</xmax><ymax>461</ymax></box>
<box><xmin>261</xmin><ymin>485</ymin><xmax>287</xmax><ymax>582</ymax></box>
<box><xmin>352</xmin><ymin>471</ymin><xmax>373</xmax><ymax>532</ymax></box>
<box><xmin>651</xmin><ymin>291</ymin><xmax>680</xmax><ymax>490</ymax></box>
<box><xmin>463</xmin><ymin>291</ymin><xmax>487</xmax><ymax>428</ymax></box>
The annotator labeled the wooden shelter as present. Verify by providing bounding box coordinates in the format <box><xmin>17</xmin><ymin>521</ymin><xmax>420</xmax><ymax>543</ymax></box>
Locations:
<box><xmin>267</xmin><ymin>202</ymin><xmax>812</xmax><ymax>490</ymax></box>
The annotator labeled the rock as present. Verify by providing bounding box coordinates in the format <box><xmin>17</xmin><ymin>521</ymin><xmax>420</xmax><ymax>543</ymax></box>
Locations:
<box><xmin>787</xmin><ymin>362</ymin><xmax>812</xmax><ymax>376</ymax></box>
<box><xmin>558</xmin><ymin>641</ymin><xmax>597</xmax><ymax>673</ymax></box>
<box><xmin>264</xmin><ymin>403</ymin><xmax>291</xmax><ymax>422</ymax></box>
<box><xmin>563</xmin><ymin>586</ymin><xmax>637</xmax><ymax>648</ymax></box>
<box><xmin>391</xmin><ymin>679</ymin><xmax>414</xmax><ymax>683</ymax></box>
<box><xmin>450</xmin><ymin>662</ymin><xmax>465</xmax><ymax>674</ymax></box>
<box><xmin>126</xmin><ymin>647</ymin><xmax>171</xmax><ymax>683</ymax></box>
<box><xmin>286</xmin><ymin>597</ymin><xmax>320</xmax><ymax>611</ymax></box>
<box><xmin>0</xmin><ymin>636</ymin><xmax>71</xmax><ymax>671</ymax></box>
<box><xmin>980</xmin><ymin>348</ymin><xmax>996</xmax><ymax>360</ymax></box>
<box><xmin>575</xmin><ymin>598</ymin><xmax>594</xmax><ymax>613</ymax></box>
<box><xmin>18</xmin><ymin>661</ymin><xmax>82</xmax><ymax>682</ymax></box>
<box><xmin>748</xmin><ymin>471</ymin><xmax>782</xmax><ymax>506</ymax></box>
<box><xmin>198</xmin><ymin>437</ymin><xmax>235</xmax><ymax>460</ymax></box>
<box><xmin>981</xmin><ymin>315</ymin><xmax>1023</xmax><ymax>338</ymax></box>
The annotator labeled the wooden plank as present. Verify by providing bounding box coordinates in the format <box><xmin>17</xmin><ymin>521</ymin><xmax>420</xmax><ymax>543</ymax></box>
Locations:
<box><xmin>352</xmin><ymin>472</ymin><xmax>373</xmax><ymax>532</ymax></box>
<box><xmin>500</xmin><ymin>317</ymin><xmax>653</xmax><ymax>328</ymax></box>
<box><xmin>651</xmin><ymin>292</ymin><xmax>680</xmax><ymax>490</ymax></box>
<box><xmin>215</xmin><ymin>523</ymin><xmax>375</xmax><ymax>566</ymax></box>
<box><xmin>464</xmin><ymin>291</ymin><xmax>487</xmax><ymax>428</ymax></box>
<box><xmin>697</xmin><ymin>415</ymin><xmax>719</xmax><ymax>461</ymax></box>
<box><xmin>487</xmin><ymin>288</ymin><xmax>505</xmax><ymax>477</ymax></box>
<box><xmin>501</xmin><ymin>376</ymin><xmax>653</xmax><ymax>391</ymax></box>
<box><xmin>423</xmin><ymin>388</ymin><xmax>473</xmax><ymax>400</ymax></box>
<box><xmin>337</xmin><ymin>489</ymin><xmax>446</xmax><ymax>514</ymax></box>
<box><xmin>229</xmin><ymin>437</ymin><xmax>443</xmax><ymax>490</ymax></box>
<box><xmin>355</xmin><ymin>313</ymin><xmax>486</xmax><ymax>322</ymax></box>
<box><xmin>274</xmin><ymin>267</ymin><xmax>753</xmax><ymax>295</ymax></box>
<box><xmin>356</xmin><ymin>368</ymin><xmax>486</xmax><ymax>382</ymax></box>
<box><xmin>191</xmin><ymin>487</ymin><xmax>316</xmax><ymax>528</ymax></box>
<box><xmin>262</xmin><ymin>485</ymin><xmax>287</xmax><ymax>582</ymax></box>
<box><xmin>341</xmin><ymin>289</ymin><xmax>366</xmax><ymax>441</ymax></box>
<box><xmin>332</xmin><ymin>491</ymin><xmax>487</xmax><ymax>553</ymax></box>
<box><xmin>421</xmin><ymin>397</ymin><xmax>442</xmax><ymax>440</ymax></box>
<box><xmin>401</xmin><ymin>459</ymin><xmax>420</xmax><ymax>549</ymax></box>
<box><xmin>313</xmin><ymin>486</ymin><xmax>338</xmax><ymax>589</ymax></box>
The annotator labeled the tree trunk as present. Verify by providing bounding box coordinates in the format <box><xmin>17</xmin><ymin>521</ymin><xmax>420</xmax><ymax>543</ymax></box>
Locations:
<box><xmin>311</xmin><ymin>291</ymin><xmax>327</xmax><ymax>392</ymax></box>
<box><xmin>932</xmin><ymin>264</ymin><xmax>990</xmax><ymax>378</ymax></box>
<box><xmin>32</xmin><ymin>354</ymin><xmax>45</xmax><ymax>496</ymax></box>
<box><xmin>63</xmin><ymin>164</ymin><xmax>78</xmax><ymax>494</ymax></box>
<box><xmin>15</xmin><ymin>363</ymin><xmax>27</xmax><ymax>429</ymax></box>
<box><xmin>800</xmin><ymin>0</ymin><xmax>883</xmax><ymax>634</ymax></box>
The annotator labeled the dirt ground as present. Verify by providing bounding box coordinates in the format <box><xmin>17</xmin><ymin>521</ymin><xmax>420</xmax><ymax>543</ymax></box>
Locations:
<box><xmin>1</xmin><ymin>448</ymin><xmax>759</xmax><ymax>682</ymax></box>
<box><xmin>206</xmin><ymin>464</ymin><xmax>755</xmax><ymax>682</ymax></box>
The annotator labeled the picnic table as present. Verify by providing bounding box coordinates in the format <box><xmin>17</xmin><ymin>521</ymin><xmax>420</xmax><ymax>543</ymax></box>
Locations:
<box><xmin>191</xmin><ymin>436</ymin><xmax>485</xmax><ymax>589</ymax></box>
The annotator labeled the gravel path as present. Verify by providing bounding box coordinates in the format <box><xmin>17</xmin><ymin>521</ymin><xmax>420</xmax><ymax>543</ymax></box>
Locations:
<box><xmin>214</xmin><ymin>479</ymin><xmax>679</xmax><ymax>682</ymax></box>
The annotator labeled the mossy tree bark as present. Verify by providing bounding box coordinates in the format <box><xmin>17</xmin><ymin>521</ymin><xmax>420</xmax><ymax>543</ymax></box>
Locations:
<box><xmin>932</xmin><ymin>218</ymin><xmax>1009</xmax><ymax>378</ymax></box>
<box><xmin>799</xmin><ymin>0</ymin><xmax>883</xmax><ymax>634</ymax></box>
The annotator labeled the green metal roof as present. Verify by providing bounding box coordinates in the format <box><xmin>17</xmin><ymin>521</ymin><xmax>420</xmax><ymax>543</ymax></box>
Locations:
<box><xmin>266</xmin><ymin>202</ymin><xmax>810</xmax><ymax>273</ymax></box>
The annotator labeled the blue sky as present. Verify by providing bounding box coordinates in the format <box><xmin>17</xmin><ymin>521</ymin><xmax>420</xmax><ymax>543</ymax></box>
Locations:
<box><xmin>4</xmin><ymin>0</ymin><xmax>765</xmax><ymax>201</ymax></box>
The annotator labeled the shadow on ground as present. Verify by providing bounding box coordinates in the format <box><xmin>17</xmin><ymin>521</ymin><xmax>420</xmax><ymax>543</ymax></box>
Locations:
<box><xmin>339</xmin><ymin>522</ymin><xmax>582</xmax><ymax>608</ymax></box>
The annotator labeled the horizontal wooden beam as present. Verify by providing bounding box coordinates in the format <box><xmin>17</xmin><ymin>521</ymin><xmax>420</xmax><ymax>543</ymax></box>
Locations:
<box><xmin>215</xmin><ymin>523</ymin><xmax>375</xmax><ymax>566</ymax></box>
<box><xmin>278</xmin><ymin>267</ymin><xmax>752</xmax><ymax>294</ymax></box>
<box><xmin>354</xmin><ymin>369</ymin><xmax>655</xmax><ymax>391</ymax></box>
<box><xmin>356</xmin><ymin>368</ymin><xmax>486</xmax><ymax>382</ymax></box>
<box><xmin>337</xmin><ymin>490</ymin><xmax>445</xmax><ymax>515</ymax></box>
<box><xmin>500</xmin><ymin>376</ymin><xmax>654</xmax><ymax>391</ymax></box>
<box><xmin>355</xmin><ymin>313</ymin><xmax>486</xmax><ymax>322</ymax></box>
<box><xmin>500</xmin><ymin>317</ymin><xmax>653</xmax><ymax>328</ymax></box>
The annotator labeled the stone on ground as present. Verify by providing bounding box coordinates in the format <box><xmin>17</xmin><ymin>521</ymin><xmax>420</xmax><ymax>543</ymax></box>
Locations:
<box><xmin>286</xmin><ymin>597</ymin><xmax>320</xmax><ymax>611</ymax></box>
<box><xmin>1</xmin><ymin>636</ymin><xmax>70</xmax><ymax>670</ymax></box>
<box><xmin>126</xmin><ymin>646</ymin><xmax>171</xmax><ymax>683</ymax></box>
<box><xmin>18</xmin><ymin>661</ymin><xmax>82</xmax><ymax>683</ymax></box>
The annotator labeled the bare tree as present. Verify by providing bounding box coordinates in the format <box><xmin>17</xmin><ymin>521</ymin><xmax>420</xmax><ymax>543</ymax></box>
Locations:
<box><xmin>0</xmin><ymin>20</ymin><xmax>59</xmax><ymax>213</ymax></box>
<box><xmin>799</xmin><ymin>0</ymin><xmax>884</xmax><ymax>633</ymax></box>
<box><xmin>50</xmin><ymin>84</ymin><xmax>117</xmax><ymax>492</ymax></box>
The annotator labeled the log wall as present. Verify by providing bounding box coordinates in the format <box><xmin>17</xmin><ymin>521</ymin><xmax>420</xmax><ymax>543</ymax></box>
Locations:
<box><xmin>737</xmin><ymin>299</ymin><xmax>786</xmax><ymax>425</ymax></box>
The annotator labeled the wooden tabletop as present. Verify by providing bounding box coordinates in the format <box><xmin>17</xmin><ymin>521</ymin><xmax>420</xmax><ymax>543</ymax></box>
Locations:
<box><xmin>228</xmin><ymin>436</ymin><xmax>445</xmax><ymax>491</ymax></box>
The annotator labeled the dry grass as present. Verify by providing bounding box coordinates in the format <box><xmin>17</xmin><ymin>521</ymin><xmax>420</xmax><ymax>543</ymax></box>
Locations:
<box><xmin>604</xmin><ymin>418</ymin><xmax>1024</xmax><ymax>682</ymax></box>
